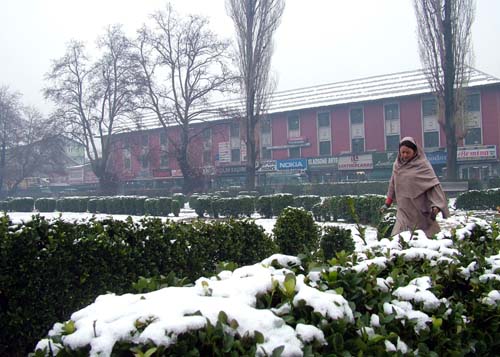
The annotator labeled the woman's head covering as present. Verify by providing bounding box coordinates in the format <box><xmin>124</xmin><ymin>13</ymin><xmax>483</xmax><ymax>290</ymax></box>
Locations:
<box><xmin>399</xmin><ymin>138</ymin><xmax>417</xmax><ymax>152</ymax></box>
<box><xmin>392</xmin><ymin>136</ymin><xmax>440</xmax><ymax>198</ymax></box>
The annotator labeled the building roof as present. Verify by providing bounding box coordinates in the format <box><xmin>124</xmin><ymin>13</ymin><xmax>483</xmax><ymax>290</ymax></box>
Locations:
<box><xmin>124</xmin><ymin>67</ymin><xmax>500</xmax><ymax>132</ymax></box>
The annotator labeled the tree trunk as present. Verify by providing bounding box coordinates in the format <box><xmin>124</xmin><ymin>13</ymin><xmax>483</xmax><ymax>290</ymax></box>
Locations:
<box><xmin>98</xmin><ymin>171</ymin><xmax>118</xmax><ymax>196</ymax></box>
<box><xmin>443</xmin><ymin>0</ymin><xmax>458</xmax><ymax>181</ymax></box>
<box><xmin>0</xmin><ymin>142</ymin><xmax>5</xmax><ymax>198</ymax></box>
<box><xmin>178</xmin><ymin>127</ymin><xmax>200</xmax><ymax>194</ymax></box>
<box><xmin>245</xmin><ymin>0</ymin><xmax>256</xmax><ymax>191</ymax></box>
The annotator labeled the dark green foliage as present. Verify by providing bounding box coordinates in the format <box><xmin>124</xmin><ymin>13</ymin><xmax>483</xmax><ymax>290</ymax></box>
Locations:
<box><xmin>25</xmin><ymin>218</ymin><xmax>500</xmax><ymax>356</ymax></box>
<box><xmin>9</xmin><ymin>197</ymin><xmax>34</xmax><ymax>212</ymax></box>
<box><xmin>377</xmin><ymin>211</ymin><xmax>397</xmax><ymax>239</ymax></box>
<box><xmin>172</xmin><ymin>193</ymin><xmax>185</xmax><ymax>207</ymax></box>
<box><xmin>455</xmin><ymin>188</ymin><xmax>500</xmax><ymax>210</ymax></box>
<box><xmin>158</xmin><ymin>197</ymin><xmax>172</xmax><ymax>216</ymax></box>
<box><xmin>317</xmin><ymin>195</ymin><xmax>385</xmax><ymax>225</ymax></box>
<box><xmin>321</xmin><ymin>226</ymin><xmax>354</xmax><ymax>260</ymax></box>
<box><xmin>273</xmin><ymin>207</ymin><xmax>320</xmax><ymax>256</ymax></box>
<box><xmin>34</xmin><ymin>198</ymin><xmax>57</xmax><ymax>212</ymax></box>
<box><xmin>293</xmin><ymin>195</ymin><xmax>321</xmax><ymax>211</ymax></box>
<box><xmin>0</xmin><ymin>200</ymin><xmax>9</xmax><ymax>211</ymax></box>
<box><xmin>270</xmin><ymin>193</ymin><xmax>294</xmax><ymax>217</ymax></box>
<box><xmin>56</xmin><ymin>197</ymin><xmax>88</xmax><ymax>212</ymax></box>
<box><xmin>144</xmin><ymin>198</ymin><xmax>160</xmax><ymax>216</ymax></box>
<box><xmin>256</xmin><ymin>195</ymin><xmax>273</xmax><ymax>218</ymax></box>
<box><xmin>171</xmin><ymin>199</ymin><xmax>181</xmax><ymax>217</ymax></box>
<box><xmin>0</xmin><ymin>215</ymin><xmax>276</xmax><ymax>356</ymax></box>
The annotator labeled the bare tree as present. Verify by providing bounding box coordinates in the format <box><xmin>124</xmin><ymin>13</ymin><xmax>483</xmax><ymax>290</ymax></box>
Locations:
<box><xmin>414</xmin><ymin>0</ymin><xmax>475</xmax><ymax>180</ymax></box>
<box><xmin>0</xmin><ymin>86</ymin><xmax>23</xmax><ymax>195</ymax></box>
<box><xmin>0</xmin><ymin>86</ymin><xmax>65</xmax><ymax>196</ymax></box>
<box><xmin>44</xmin><ymin>25</ymin><xmax>141</xmax><ymax>194</ymax></box>
<box><xmin>135</xmin><ymin>4</ymin><xmax>234</xmax><ymax>194</ymax></box>
<box><xmin>226</xmin><ymin>0</ymin><xmax>284</xmax><ymax>190</ymax></box>
<box><xmin>5</xmin><ymin>106</ymin><xmax>66</xmax><ymax>194</ymax></box>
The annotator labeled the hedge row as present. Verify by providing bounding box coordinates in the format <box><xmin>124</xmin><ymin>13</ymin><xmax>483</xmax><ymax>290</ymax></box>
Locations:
<box><xmin>0</xmin><ymin>195</ymin><xmax>185</xmax><ymax>216</ymax></box>
<box><xmin>0</xmin><ymin>215</ymin><xmax>277</xmax><ymax>356</ymax></box>
<box><xmin>189</xmin><ymin>194</ymin><xmax>322</xmax><ymax>219</ymax></box>
<box><xmin>34</xmin><ymin>218</ymin><xmax>500</xmax><ymax>356</ymax></box>
<box><xmin>455</xmin><ymin>188</ymin><xmax>500</xmax><ymax>210</ymax></box>
<box><xmin>312</xmin><ymin>194</ymin><xmax>386</xmax><ymax>225</ymax></box>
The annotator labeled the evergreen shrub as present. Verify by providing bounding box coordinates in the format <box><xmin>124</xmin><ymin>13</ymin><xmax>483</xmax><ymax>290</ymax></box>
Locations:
<box><xmin>9</xmin><ymin>197</ymin><xmax>34</xmax><ymax>212</ymax></box>
<box><xmin>273</xmin><ymin>207</ymin><xmax>320</xmax><ymax>256</ymax></box>
<box><xmin>320</xmin><ymin>226</ymin><xmax>354</xmax><ymax>260</ymax></box>
<box><xmin>171</xmin><ymin>200</ymin><xmax>181</xmax><ymax>217</ymax></box>
<box><xmin>35</xmin><ymin>198</ymin><xmax>57</xmax><ymax>212</ymax></box>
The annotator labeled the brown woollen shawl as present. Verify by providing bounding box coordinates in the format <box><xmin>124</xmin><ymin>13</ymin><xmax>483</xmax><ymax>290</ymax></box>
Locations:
<box><xmin>389</xmin><ymin>137</ymin><xmax>449</xmax><ymax>218</ymax></box>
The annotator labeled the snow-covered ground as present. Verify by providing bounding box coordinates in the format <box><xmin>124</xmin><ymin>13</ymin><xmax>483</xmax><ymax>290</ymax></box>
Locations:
<box><xmin>8</xmin><ymin>202</ymin><xmax>498</xmax><ymax>356</ymax></box>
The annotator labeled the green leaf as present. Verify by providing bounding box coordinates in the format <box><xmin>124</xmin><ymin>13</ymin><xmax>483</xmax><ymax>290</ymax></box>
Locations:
<box><xmin>283</xmin><ymin>273</ymin><xmax>296</xmax><ymax>297</ymax></box>
<box><xmin>254</xmin><ymin>330</ymin><xmax>265</xmax><ymax>344</ymax></box>
<box><xmin>271</xmin><ymin>345</ymin><xmax>285</xmax><ymax>357</ymax></box>
<box><xmin>144</xmin><ymin>347</ymin><xmax>158</xmax><ymax>357</ymax></box>
<box><xmin>61</xmin><ymin>320</ymin><xmax>76</xmax><ymax>335</ymax></box>
<box><xmin>432</xmin><ymin>316</ymin><xmax>443</xmax><ymax>329</ymax></box>
<box><xmin>218</xmin><ymin>311</ymin><xmax>228</xmax><ymax>324</ymax></box>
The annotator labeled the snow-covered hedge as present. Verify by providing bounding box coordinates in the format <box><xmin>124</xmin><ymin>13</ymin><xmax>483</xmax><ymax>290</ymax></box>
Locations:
<box><xmin>33</xmin><ymin>217</ymin><xmax>500</xmax><ymax>356</ymax></box>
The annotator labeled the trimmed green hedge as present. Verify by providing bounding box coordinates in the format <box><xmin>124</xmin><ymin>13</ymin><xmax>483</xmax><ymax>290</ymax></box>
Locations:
<box><xmin>0</xmin><ymin>215</ymin><xmax>277</xmax><ymax>356</ymax></box>
<box><xmin>455</xmin><ymin>188</ymin><xmax>500</xmax><ymax>210</ymax></box>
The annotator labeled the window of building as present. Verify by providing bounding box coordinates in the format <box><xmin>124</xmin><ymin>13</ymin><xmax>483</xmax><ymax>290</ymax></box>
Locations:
<box><xmin>319</xmin><ymin>141</ymin><xmax>331</xmax><ymax>156</ymax></box>
<box><xmin>230</xmin><ymin>122</ymin><xmax>240</xmax><ymax>138</ymax></box>
<box><xmin>350</xmin><ymin>107</ymin><xmax>364</xmax><ymax>153</ymax></box>
<box><xmin>123</xmin><ymin>143</ymin><xmax>131</xmax><ymax>170</ymax></box>
<box><xmin>260</xmin><ymin>118</ymin><xmax>272</xmax><ymax>160</ymax></box>
<box><xmin>318</xmin><ymin>112</ymin><xmax>331</xmax><ymax>156</ymax></box>
<box><xmin>141</xmin><ymin>152</ymin><xmax>149</xmax><ymax>169</ymax></box>
<box><xmin>352</xmin><ymin>138</ymin><xmax>365</xmax><ymax>154</ymax></box>
<box><xmin>422</xmin><ymin>98</ymin><xmax>440</xmax><ymax>148</ymax></box>
<box><xmin>424</xmin><ymin>132</ymin><xmax>439</xmax><ymax>148</ymax></box>
<box><xmin>464</xmin><ymin>93</ymin><xmax>482</xmax><ymax>145</ymax></box>
<box><xmin>288</xmin><ymin>113</ymin><xmax>300</xmax><ymax>138</ymax></box>
<box><xmin>289</xmin><ymin>146</ymin><xmax>300</xmax><ymax>158</ymax></box>
<box><xmin>261</xmin><ymin>147</ymin><xmax>272</xmax><ymax>160</ymax></box>
<box><xmin>231</xmin><ymin>148</ymin><xmax>240</xmax><ymax>162</ymax></box>
<box><xmin>160</xmin><ymin>132</ymin><xmax>168</xmax><ymax>147</ymax></box>
<box><xmin>384</xmin><ymin>103</ymin><xmax>400</xmax><ymax>151</ymax></box>
<box><xmin>261</xmin><ymin>118</ymin><xmax>271</xmax><ymax>134</ymax></box>
<box><xmin>160</xmin><ymin>152</ymin><xmax>169</xmax><ymax>168</ymax></box>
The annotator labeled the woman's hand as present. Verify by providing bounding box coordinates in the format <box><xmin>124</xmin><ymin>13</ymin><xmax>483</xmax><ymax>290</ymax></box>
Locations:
<box><xmin>430</xmin><ymin>206</ymin><xmax>440</xmax><ymax>220</ymax></box>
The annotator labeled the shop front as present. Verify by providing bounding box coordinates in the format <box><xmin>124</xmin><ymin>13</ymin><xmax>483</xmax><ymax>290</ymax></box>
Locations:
<box><xmin>337</xmin><ymin>153</ymin><xmax>374</xmax><ymax>182</ymax></box>
<box><xmin>457</xmin><ymin>145</ymin><xmax>498</xmax><ymax>180</ymax></box>
<box><xmin>306</xmin><ymin>156</ymin><xmax>339</xmax><ymax>183</ymax></box>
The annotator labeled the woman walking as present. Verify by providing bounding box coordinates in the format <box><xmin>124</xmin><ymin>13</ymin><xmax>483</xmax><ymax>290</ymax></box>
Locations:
<box><xmin>382</xmin><ymin>136</ymin><xmax>449</xmax><ymax>237</ymax></box>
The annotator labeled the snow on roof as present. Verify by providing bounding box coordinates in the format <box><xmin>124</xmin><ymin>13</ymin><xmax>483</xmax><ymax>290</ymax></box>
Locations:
<box><xmin>120</xmin><ymin>67</ymin><xmax>500</xmax><ymax>132</ymax></box>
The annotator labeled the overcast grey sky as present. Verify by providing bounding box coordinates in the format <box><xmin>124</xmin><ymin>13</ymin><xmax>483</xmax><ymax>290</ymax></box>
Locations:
<box><xmin>1</xmin><ymin>0</ymin><xmax>499</xmax><ymax>115</ymax></box>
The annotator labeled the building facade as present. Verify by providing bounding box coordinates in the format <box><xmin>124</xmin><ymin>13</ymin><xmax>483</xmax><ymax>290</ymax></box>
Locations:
<box><xmin>108</xmin><ymin>68</ymin><xmax>500</xmax><ymax>192</ymax></box>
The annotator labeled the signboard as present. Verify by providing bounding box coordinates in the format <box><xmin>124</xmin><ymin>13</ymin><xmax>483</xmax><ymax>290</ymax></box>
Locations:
<box><xmin>457</xmin><ymin>145</ymin><xmax>497</xmax><ymax>161</ymax></box>
<box><xmin>258</xmin><ymin>160</ymin><xmax>277</xmax><ymax>172</ymax></box>
<box><xmin>307</xmin><ymin>156</ymin><xmax>338</xmax><ymax>169</ymax></box>
<box><xmin>425</xmin><ymin>151</ymin><xmax>447</xmax><ymax>165</ymax></box>
<box><xmin>338</xmin><ymin>154</ymin><xmax>373</xmax><ymax>170</ymax></box>
<box><xmin>216</xmin><ymin>165</ymin><xmax>247</xmax><ymax>175</ymax></box>
<box><xmin>276</xmin><ymin>158</ymin><xmax>307</xmax><ymax>170</ymax></box>
<box><xmin>373</xmin><ymin>152</ymin><xmax>397</xmax><ymax>168</ymax></box>
<box><xmin>217</xmin><ymin>142</ymin><xmax>230</xmax><ymax>163</ymax></box>
<box><xmin>287</xmin><ymin>136</ymin><xmax>308</xmax><ymax>145</ymax></box>
<box><xmin>171</xmin><ymin>169</ymin><xmax>183</xmax><ymax>177</ymax></box>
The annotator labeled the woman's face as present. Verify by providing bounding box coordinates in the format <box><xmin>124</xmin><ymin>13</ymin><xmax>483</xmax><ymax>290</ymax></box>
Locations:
<box><xmin>399</xmin><ymin>145</ymin><xmax>416</xmax><ymax>162</ymax></box>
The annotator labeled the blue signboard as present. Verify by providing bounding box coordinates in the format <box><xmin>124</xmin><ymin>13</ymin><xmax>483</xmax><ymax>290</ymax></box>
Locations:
<box><xmin>276</xmin><ymin>158</ymin><xmax>308</xmax><ymax>170</ymax></box>
<box><xmin>426</xmin><ymin>151</ymin><xmax>447</xmax><ymax>165</ymax></box>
